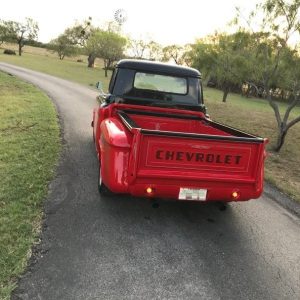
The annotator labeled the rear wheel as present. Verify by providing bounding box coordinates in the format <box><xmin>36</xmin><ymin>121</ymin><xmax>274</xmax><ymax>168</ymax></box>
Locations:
<box><xmin>98</xmin><ymin>163</ymin><xmax>113</xmax><ymax>196</ymax></box>
<box><xmin>215</xmin><ymin>201</ymin><xmax>228</xmax><ymax>211</ymax></box>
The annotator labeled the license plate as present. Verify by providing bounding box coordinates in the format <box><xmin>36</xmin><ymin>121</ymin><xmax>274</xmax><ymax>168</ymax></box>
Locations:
<box><xmin>178</xmin><ymin>188</ymin><xmax>207</xmax><ymax>201</ymax></box>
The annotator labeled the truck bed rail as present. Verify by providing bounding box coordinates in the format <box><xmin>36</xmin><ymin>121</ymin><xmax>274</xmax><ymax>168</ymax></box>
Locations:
<box><xmin>117</xmin><ymin>110</ymin><xmax>265</xmax><ymax>144</ymax></box>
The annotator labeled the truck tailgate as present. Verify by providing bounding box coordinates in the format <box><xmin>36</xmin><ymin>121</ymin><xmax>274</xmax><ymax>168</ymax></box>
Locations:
<box><xmin>137</xmin><ymin>133</ymin><xmax>262</xmax><ymax>183</ymax></box>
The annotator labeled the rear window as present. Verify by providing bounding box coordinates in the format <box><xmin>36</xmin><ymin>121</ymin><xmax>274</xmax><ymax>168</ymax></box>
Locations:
<box><xmin>134</xmin><ymin>72</ymin><xmax>187</xmax><ymax>95</ymax></box>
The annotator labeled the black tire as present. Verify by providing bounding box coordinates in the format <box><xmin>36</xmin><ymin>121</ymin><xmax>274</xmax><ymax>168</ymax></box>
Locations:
<box><xmin>215</xmin><ymin>201</ymin><xmax>228</xmax><ymax>211</ymax></box>
<box><xmin>91</xmin><ymin>120</ymin><xmax>95</xmax><ymax>143</ymax></box>
<box><xmin>98</xmin><ymin>163</ymin><xmax>113</xmax><ymax>196</ymax></box>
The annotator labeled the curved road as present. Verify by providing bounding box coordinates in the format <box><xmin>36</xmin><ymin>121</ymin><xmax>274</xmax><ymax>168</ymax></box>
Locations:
<box><xmin>1</xmin><ymin>63</ymin><xmax>300</xmax><ymax>300</ymax></box>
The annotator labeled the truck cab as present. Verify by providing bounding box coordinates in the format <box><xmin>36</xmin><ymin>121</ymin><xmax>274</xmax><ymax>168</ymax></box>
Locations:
<box><xmin>99</xmin><ymin>59</ymin><xmax>205</xmax><ymax>110</ymax></box>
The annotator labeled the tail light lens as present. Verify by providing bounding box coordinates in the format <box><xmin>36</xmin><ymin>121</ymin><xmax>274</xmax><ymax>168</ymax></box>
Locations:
<box><xmin>231</xmin><ymin>190</ymin><xmax>240</xmax><ymax>200</ymax></box>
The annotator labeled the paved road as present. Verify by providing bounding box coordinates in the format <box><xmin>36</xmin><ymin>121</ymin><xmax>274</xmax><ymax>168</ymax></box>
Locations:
<box><xmin>1</xmin><ymin>63</ymin><xmax>300</xmax><ymax>300</ymax></box>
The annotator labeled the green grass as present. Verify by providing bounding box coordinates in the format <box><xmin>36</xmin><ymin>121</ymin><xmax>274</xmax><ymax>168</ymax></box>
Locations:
<box><xmin>0</xmin><ymin>71</ymin><xmax>60</xmax><ymax>299</ymax></box>
<box><xmin>0</xmin><ymin>43</ymin><xmax>111</xmax><ymax>89</ymax></box>
<box><xmin>1</xmin><ymin>44</ymin><xmax>299</xmax><ymax>201</ymax></box>
<box><xmin>205</xmin><ymin>87</ymin><xmax>300</xmax><ymax>115</ymax></box>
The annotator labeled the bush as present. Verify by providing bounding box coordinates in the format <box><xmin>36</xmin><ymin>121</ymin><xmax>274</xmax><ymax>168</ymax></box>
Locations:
<box><xmin>25</xmin><ymin>40</ymin><xmax>49</xmax><ymax>48</ymax></box>
<box><xmin>3</xmin><ymin>49</ymin><xmax>16</xmax><ymax>55</ymax></box>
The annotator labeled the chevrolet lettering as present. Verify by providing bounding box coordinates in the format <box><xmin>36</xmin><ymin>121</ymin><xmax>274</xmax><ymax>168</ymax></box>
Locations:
<box><xmin>155</xmin><ymin>150</ymin><xmax>242</xmax><ymax>165</ymax></box>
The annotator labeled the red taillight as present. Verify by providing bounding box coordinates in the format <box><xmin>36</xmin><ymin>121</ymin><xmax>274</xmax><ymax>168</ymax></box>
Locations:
<box><xmin>231</xmin><ymin>190</ymin><xmax>240</xmax><ymax>200</ymax></box>
<box><xmin>145</xmin><ymin>187</ymin><xmax>155</xmax><ymax>196</ymax></box>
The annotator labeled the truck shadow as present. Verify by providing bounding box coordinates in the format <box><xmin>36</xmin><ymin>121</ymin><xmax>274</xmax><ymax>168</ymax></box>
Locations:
<box><xmin>92</xmin><ymin>194</ymin><xmax>281</xmax><ymax>300</ymax></box>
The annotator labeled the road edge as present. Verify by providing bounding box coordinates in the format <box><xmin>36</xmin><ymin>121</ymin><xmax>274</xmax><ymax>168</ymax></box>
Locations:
<box><xmin>0</xmin><ymin>68</ymin><xmax>63</xmax><ymax>300</ymax></box>
<box><xmin>264</xmin><ymin>181</ymin><xmax>300</xmax><ymax>216</ymax></box>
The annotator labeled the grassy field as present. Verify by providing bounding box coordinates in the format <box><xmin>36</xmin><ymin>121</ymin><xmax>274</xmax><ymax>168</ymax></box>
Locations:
<box><xmin>0</xmin><ymin>43</ymin><xmax>110</xmax><ymax>88</ymax></box>
<box><xmin>0</xmin><ymin>44</ymin><xmax>299</xmax><ymax>201</ymax></box>
<box><xmin>0</xmin><ymin>71</ymin><xmax>60</xmax><ymax>299</ymax></box>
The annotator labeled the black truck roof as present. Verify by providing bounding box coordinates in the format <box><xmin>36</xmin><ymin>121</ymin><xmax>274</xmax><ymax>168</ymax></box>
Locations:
<box><xmin>116</xmin><ymin>59</ymin><xmax>201</xmax><ymax>78</ymax></box>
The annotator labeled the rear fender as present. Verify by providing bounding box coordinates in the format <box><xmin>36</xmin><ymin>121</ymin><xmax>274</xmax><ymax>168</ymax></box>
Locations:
<box><xmin>99</xmin><ymin>117</ymin><xmax>132</xmax><ymax>193</ymax></box>
<box><xmin>254</xmin><ymin>138</ymin><xmax>269</xmax><ymax>197</ymax></box>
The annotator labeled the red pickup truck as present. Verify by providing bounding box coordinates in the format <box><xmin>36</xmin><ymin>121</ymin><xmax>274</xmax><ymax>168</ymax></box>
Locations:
<box><xmin>92</xmin><ymin>59</ymin><xmax>267</xmax><ymax>202</ymax></box>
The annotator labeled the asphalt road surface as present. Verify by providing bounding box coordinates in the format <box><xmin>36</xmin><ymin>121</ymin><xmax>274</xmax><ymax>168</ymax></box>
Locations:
<box><xmin>1</xmin><ymin>63</ymin><xmax>300</xmax><ymax>300</ymax></box>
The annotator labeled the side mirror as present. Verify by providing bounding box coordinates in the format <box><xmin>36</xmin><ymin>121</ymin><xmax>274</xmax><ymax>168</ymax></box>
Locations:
<box><xmin>96</xmin><ymin>81</ymin><xmax>107</xmax><ymax>96</ymax></box>
<box><xmin>96</xmin><ymin>81</ymin><xmax>109</xmax><ymax>104</ymax></box>
<box><xmin>96</xmin><ymin>81</ymin><xmax>103</xmax><ymax>90</ymax></box>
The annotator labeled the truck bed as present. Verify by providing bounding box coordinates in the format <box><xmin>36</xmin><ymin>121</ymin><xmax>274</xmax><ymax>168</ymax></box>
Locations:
<box><xmin>117</xmin><ymin>108</ymin><xmax>264</xmax><ymax>143</ymax></box>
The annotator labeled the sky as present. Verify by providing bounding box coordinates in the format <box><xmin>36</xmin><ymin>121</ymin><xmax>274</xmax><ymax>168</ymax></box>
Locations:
<box><xmin>1</xmin><ymin>0</ymin><xmax>260</xmax><ymax>45</ymax></box>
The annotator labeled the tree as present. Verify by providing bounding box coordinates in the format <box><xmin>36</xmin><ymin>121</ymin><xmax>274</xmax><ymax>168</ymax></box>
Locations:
<box><xmin>235</xmin><ymin>0</ymin><xmax>300</xmax><ymax>151</ymax></box>
<box><xmin>64</xmin><ymin>18</ymin><xmax>92</xmax><ymax>47</ymax></box>
<box><xmin>190</xmin><ymin>32</ymin><xmax>253</xmax><ymax>102</ymax></box>
<box><xmin>129</xmin><ymin>39</ymin><xmax>149</xmax><ymax>59</ymax></box>
<box><xmin>162</xmin><ymin>44</ymin><xmax>184</xmax><ymax>64</ymax></box>
<box><xmin>49</xmin><ymin>19</ymin><xmax>92</xmax><ymax>61</ymax></box>
<box><xmin>127</xmin><ymin>38</ymin><xmax>163</xmax><ymax>61</ymax></box>
<box><xmin>189</xmin><ymin>40</ymin><xmax>216</xmax><ymax>81</ymax></box>
<box><xmin>62</xmin><ymin>18</ymin><xmax>95</xmax><ymax>67</ymax></box>
<box><xmin>86</xmin><ymin>29</ymin><xmax>127</xmax><ymax>77</ymax></box>
<box><xmin>147</xmin><ymin>41</ymin><xmax>163</xmax><ymax>61</ymax></box>
<box><xmin>272</xmin><ymin>47</ymin><xmax>300</xmax><ymax>151</ymax></box>
<box><xmin>49</xmin><ymin>34</ymin><xmax>78</xmax><ymax>60</ymax></box>
<box><xmin>0</xmin><ymin>18</ymin><xmax>39</xmax><ymax>56</ymax></box>
<box><xmin>180</xmin><ymin>44</ymin><xmax>194</xmax><ymax>66</ymax></box>
<box><xmin>0</xmin><ymin>23</ymin><xmax>9</xmax><ymax>45</ymax></box>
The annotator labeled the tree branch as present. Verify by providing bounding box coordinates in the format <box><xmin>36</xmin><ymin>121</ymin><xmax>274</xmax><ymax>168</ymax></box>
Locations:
<box><xmin>277</xmin><ymin>0</ymin><xmax>289</xmax><ymax>27</ymax></box>
<box><xmin>283</xmin><ymin>92</ymin><xmax>300</xmax><ymax>124</ymax></box>
<box><xmin>286</xmin><ymin>115</ymin><xmax>300</xmax><ymax>131</ymax></box>
<box><xmin>268</xmin><ymin>93</ymin><xmax>282</xmax><ymax>127</ymax></box>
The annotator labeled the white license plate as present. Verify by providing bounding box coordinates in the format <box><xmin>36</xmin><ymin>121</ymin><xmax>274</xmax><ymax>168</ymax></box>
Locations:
<box><xmin>178</xmin><ymin>188</ymin><xmax>207</xmax><ymax>201</ymax></box>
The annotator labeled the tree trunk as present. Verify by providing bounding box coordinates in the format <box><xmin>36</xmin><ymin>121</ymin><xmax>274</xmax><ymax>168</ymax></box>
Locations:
<box><xmin>222</xmin><ymin>88</ymin><xmax>229</xmax><ymax>102</ymax></box>
<box><xmin>274</xmin><ymin>129</ymin><xmax>287</xmax><ymax>152</ymax></box>
<box><xmin>246</xmin><ymin>88</ymin><xmax>251</xmax><ymax>98</ymax></box>
<box><xmin>87</xmin><ymin>54</ymin><xmax>95</xmax><ymax>68</ymax></box>
<box><xmin>18</xmin><ymin>43</ymin><xmax>22</xmax><ymax>56</ymax></box>
<box><xmin>104</xmin><ymin>59</ymin><xmax>111</xmax><ymax>77</ymax></box>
